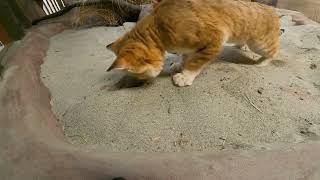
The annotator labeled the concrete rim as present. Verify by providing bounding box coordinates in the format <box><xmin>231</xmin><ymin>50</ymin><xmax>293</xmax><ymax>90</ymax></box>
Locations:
<box><xmin>1</xmin><ymin>23</ymin><xmax>320</xmax><ymax>180</ymax></box>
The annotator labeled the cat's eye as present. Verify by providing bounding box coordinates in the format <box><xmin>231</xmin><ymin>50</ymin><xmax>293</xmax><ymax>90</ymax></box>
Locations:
<box><xmin>144</xmin><ymin>59</ymin><xmax>153</xmax><ymax>64</ymax></box>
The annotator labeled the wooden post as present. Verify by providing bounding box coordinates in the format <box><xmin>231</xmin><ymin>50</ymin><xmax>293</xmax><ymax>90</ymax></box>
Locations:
<box><xmin>0</xmin><ymin>23</ymin><xmax>12</xmax><ymax>45</ymax></box>
<box><xmin>16</xmin><ymin>0</ymin><xmax>46</xmax><ymax>20</ymax></box>
<box><xmin>0</xmin><ymin>0</ymin><xmax>31</xmax><ymax>44</ymax></box>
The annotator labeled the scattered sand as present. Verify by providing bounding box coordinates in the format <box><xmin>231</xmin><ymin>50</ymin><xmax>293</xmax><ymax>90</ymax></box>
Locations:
<box><xmin>41</xmin><ymin>15</ymin><xmax>320</xmax><ymax>152</ymax></box>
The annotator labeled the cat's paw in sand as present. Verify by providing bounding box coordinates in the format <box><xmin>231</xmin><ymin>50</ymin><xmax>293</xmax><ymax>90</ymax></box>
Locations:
<box><xmin>255</xmin><ymin>57</ymin><xmax>273</xmax><ymax>67</ymax></box>
<box><xmin>173</xmin><ymin>71</ymin><xmax>197</xmax><ymax>87</ymax></box>
<box><xmin>235</xmin><ymin>44</ymin><xmax>249</xmax><ymax>51</ymax></box>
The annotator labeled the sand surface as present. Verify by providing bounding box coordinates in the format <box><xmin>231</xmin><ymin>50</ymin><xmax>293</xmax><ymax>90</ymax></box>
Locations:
<box><xmin>41</xmin><ymin>15</ymin><xmax>320</xmax><ymax>152</ymax></box>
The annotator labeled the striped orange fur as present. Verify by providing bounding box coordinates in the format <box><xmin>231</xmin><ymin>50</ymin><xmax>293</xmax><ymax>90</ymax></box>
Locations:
<box><xmin>107</xmin><ymin>0</ymin><xmax>280</xmax><ymax>86</ymax></box>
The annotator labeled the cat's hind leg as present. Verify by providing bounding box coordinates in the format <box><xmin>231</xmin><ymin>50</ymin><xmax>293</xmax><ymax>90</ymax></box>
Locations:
<box><xmin>173</xmin><ymin>41</ymin><xmax>224</xmax><ymax>87</ymax></box>
<box><xmin>247</xmin><ymin>36</ymin><xmax>279</xmax><ymax>67</ymax></box>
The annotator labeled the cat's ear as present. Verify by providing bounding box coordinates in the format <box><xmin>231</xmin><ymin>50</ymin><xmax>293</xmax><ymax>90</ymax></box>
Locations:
<box><xmin>152</xmin><ymin>0</ymin><xmax>161</xmax><ymax>4</ymax></box>
<box><xmin>106</xmin><ymin>42</ymin><xmax>113</xmax><ymax>50</ymax></box>
<box><xmin>107</xmin><ymin>57</ymin><xmax>129</xmax><ymax>71</ymax></box>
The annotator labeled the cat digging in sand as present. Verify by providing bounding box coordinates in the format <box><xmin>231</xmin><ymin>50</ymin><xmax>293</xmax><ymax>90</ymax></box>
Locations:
<box><xmin>106</xmin><ymin>0</ymin><xmax>280</xmax><ymax>87</ymax></box>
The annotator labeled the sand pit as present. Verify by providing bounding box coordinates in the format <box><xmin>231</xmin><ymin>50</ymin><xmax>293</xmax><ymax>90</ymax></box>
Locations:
<box><xmin>41</xmin><ymin>16</ymin><xmax>320</xmax><ymax>152</ymax></box>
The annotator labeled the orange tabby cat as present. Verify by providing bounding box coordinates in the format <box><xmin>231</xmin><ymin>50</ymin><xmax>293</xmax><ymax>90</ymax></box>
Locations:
<box><xmin>107</xmin><ymin>0</ymin><xmax>280</xmax><ymax>87</ymax></box>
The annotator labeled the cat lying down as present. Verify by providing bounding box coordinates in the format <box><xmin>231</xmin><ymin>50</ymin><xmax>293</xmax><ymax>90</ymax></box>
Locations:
<box><xmin>106</xmin><ymin>0</ymin><xmax>280</xmax><ymax>87</ymax></box>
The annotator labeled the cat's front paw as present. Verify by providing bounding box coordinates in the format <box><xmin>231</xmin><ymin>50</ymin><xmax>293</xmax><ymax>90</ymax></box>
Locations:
<box><xmin>173</xmin><ymin>72</ymin><xmax>194</xmax><ymax>87</ymax></box>
<box><xmin>235</xmin><ymin>44</ymin><xmax>248</xmax><ymax>51</ymax></box>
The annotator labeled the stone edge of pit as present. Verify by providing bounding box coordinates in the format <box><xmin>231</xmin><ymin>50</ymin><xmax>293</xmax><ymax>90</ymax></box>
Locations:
<box><xmin>1</xmin><ymin>12</ymin><xmax>320</xmax><ymax>180</ymax></box>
